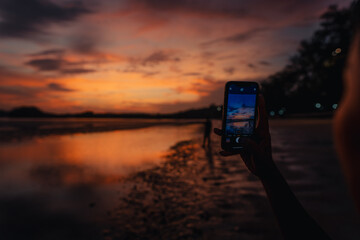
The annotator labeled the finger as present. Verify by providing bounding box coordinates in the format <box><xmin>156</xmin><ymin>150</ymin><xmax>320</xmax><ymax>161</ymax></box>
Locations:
<box><xmin>256</xmin><ymin>95</ymin><xmax>269</xmax><ymax>132</ymax></box>
<box><xmin>219</xmin><ymin>151</ymin><xmax>238</xmax><ymax>156</ymax></box>
<box><xmin>239</xmin><ymin>139</ymin><xmax>261</xmax><ymax>158</ymax></box>
<box><xmin>243</xmin><ymin>138</ymin><xmax>261</xmax><ymax>152</ymax></box>
<box><xmin>214</xmin><ymin>128</ymin><xmax>223</xmax><ymax>136</ymax></box>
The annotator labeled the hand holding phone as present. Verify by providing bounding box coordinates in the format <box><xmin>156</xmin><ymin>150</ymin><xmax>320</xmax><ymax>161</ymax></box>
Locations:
<box><xmin>216</xmin><ymin>82</ymin><xmax>274</xmax><ymax>177</ymax></box>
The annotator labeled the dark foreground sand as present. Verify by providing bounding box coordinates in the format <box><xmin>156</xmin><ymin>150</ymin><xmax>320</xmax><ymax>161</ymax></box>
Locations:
<box><xmin>102</xmin><ymin>119</ymin><xmax>360</xmax><ymax>240</ymax></box>
<box><xmin>104</xmin><ymin>140</ymin><xmax>280</xmax><ymax>240</ymax></box>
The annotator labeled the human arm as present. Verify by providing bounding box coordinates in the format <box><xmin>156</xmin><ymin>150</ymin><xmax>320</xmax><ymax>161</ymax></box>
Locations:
<box><xmin>214</xmin><ymin>96</ymin><xmax>331</xmax><ymax>240</ymax></box>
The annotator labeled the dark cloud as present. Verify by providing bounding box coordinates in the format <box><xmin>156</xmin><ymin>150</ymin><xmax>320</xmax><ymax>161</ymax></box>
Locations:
<box><xmin>69</xmin><ymin>34</ymin><xmax>98</xmax><ymax>54</ymax></box>
<box><xmin>183</xmin><ymin>72</ymin><xmax>201</xmax><ymax>76</ymax></box>
<box><xmin>28</xmin><ymin>49</ymin><xmax>66</xmax><ymax>57</ymax></box>
<box><xmin>131</xmin><ymin>0</ymin><xmax>247</xmax><ymax>18</ymax></box>
<box><xmin>0</xmin><ymin>86</ymin><xmax>39</xmax><ymax>97</ymax></box>
<box><xmin>258</xmin><ymin>60</ymin><xmax>270</xmax><ymax>65</ymax></box>
<box><xmin>127</xmin><ymin>0</ymin><xmax>337</xmax><ymax>30</ymax></box>
<box><xmin>26</xmin><ymin>59</ymin><xmax>64</xmax><ymax>71</ymax></box>
<box><xmin>122</xmin><ymin>66</ymin><xmax>159</xmax><ymax>77</ymax></box>
<box><xmin>247</xmin><ymin>63</ymin><xmax>256</xmax><ymax>69</ymax></box>
<box><xmin>216</xmin><ymin>54</ymin><xmax>237</xmax><ymax>60</ymax></box>
<box><xmin>25</xmin><ymin>58</ymin><xmax>95</xmax><ymax>75</ymax></box>
<box><xmin>201</xmin><ymin>51</ymin><xmax>217</xmax><ymax>58</ymax></box>
<box><xmin>47</xmin><ymin>83</ymin><xmax>74</xmax><ymax>92</ymax></box>
<box><xmin>225</xmin><ymin>28</ymin><xmax>268</xmax><ymax>42</ymax></box>
<box><xmin>142</xmin><ymin>50</ymin><xmax>180</xmax><ymax>66</ymax></box>
<box><xmin>224</xmin><ymin>67</ymin><xmax>235</xmax><ymax>75</ymax></box>
<box><xmin>0</xmin><ymin>0</ymin><xmax>90</xmax><ymax>38</ymax></box>
<box><xmin>201</xmin><ymin>28</ymin><xmax>268</xmax><ymax>46</ymax></box>
<box><xmin>60</xmin><ymin>68</ymin><xmax>95</xmax><ymax>74</ymax></box>
<box><xmin>143</xmin><ymin>51</ymin><xmax>170</xmax><ymax>65</ymax></box>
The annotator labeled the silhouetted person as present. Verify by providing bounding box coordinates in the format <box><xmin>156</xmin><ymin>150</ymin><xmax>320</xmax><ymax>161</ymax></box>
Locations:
<box><xmin>333</xmin><ymin>0</ymin><xmax>360</xmax><ymax>212</ymax></box>
<box><xmin>214</xmin><ymin>3</ymin><xmax>360</xmax><ymax>239</ymax></box>
<box><xmin>205</xmin><ymin>143</ymin><xmax>215</xmax><ymax>174</ymax></box>
<box><xmin>202</xmin><ymin>118</ymin><xmax>212</xmax><ymax>148</ymax></box>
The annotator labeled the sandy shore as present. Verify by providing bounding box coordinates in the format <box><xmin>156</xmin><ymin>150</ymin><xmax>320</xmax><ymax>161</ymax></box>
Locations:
<box><xmin>101</xmin><ymin>119</ymin><xmax>360</xmax><ymax>240</ymax></box>
<box><xmin>104</xmin><ymin>136</ymin><xmax>281</xmax><ymax>239</ymax></box>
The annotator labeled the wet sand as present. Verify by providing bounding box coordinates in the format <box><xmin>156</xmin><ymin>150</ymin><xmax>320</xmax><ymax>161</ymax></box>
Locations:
<box><xmin>102</xmin><ymin>119</ymin><xmax>360</xmax><ymax>240</ymax></box>
<box><xmin>105</xmin><ymin>140</ymin><xmax>280</xmax><ymax>239</ymax></box>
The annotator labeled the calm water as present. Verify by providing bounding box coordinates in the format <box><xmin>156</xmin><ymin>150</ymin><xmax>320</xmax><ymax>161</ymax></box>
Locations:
<box><xmin>0</xmin><ymin>121</ymin><xmax>203</xmax><ymax>240</ymax></box>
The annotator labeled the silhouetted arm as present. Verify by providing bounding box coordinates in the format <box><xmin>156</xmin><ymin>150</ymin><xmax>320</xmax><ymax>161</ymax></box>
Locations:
<box><xmin>259</xmin><ymin>163</ymin><xmax>331</xmax><ymax>239</ymax></box>
<box><xmin>214</xmin><ymin>95</ymin><xmax>331</xmax><ymax>240</ymax></box>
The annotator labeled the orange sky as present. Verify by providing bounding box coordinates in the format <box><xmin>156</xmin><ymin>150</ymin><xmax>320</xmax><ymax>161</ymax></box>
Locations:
<box><xmin>0</xmin><ymin>0</ymin><xmax>352</xmax><ymax>113</ymax></box>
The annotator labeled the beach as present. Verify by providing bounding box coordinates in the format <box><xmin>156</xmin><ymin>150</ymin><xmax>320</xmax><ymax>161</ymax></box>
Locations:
<box><xmin>0</xmin><ymin>119</ymin><xmax>359</xmax><ymax>239</ymax></box>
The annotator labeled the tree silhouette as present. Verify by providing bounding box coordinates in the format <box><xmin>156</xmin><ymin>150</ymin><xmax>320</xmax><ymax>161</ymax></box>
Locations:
<box><xmin>262</xmin><ymin>4</ymin><xmax>353</xmax><ymax>115</ymax></box>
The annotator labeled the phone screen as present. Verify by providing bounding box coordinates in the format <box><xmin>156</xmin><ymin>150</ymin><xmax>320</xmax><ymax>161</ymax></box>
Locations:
<box><xmin>222</xmin><ymin>82</ymin><xmax>258</xmax><ymax>150</ymax></box>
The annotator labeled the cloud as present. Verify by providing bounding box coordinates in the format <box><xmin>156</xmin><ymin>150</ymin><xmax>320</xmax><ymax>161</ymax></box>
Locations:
<box><xmin>47</xmin><ymin>83</ymin><xmax>75</xmax><ymax>92</ymax></box>
<box><xmin>122</xmin><ymin>67</ymin><xmax>159</xmax><ymax>77</ymax></box>
<box><xmin>28</xmin><ymin>48</ymin><xmax>66</xmax><ymax>57</ymax></box>
<box><xmin>25</xmin><ymin>58</ymin><xmax>95</xmax><ymax>75</ymax></box>
<box><xmin>247</xmin><ymin>63</ymin><xmax>256</xmax><ymax>69</ymax></box>
<box><xmin>152</xmin><ymin>76</ymin><xmax>264</xmax><ymax>113</ymax></box>
<box><xmin>224</xmin><ymin>67</ymin><xmax>235</xmax><ymax>75</ymax></box>
<box><xmin>125</xmin><ymin>0</ymin><xmax>338</xmax><ymax>31</ymax></box>
<box><xmin>69</xmin><ymin>33</ymin><xmax>99</xmax><ymax>55</ymax></box>
<box><xmin>0</xmin><ymin>0</ymin><xmax>91</xmax><ymax>39</ymax></box>
<box><xmin>183</xmin><ymin>72</ymin><xmax>201</xmax><ymax>76</ymax></box>
<box><xmin>201</xmin><ymin>27</ymin><xmax>268</xmax><ymax>46</ymax></box>
<box><xmin>0</xmin><ymin>86</ymin><xmax>39</xmax><ymax>98</ymax></box>
<box><xmin>174</xmin><ymin>77</ymin><xmax>222</xmax><ymax>97</ymax></box>
<box><xmin>0</xmin><ymin>65</ymin><xmax>46</xmax><ymax>85</ymax></box>
<box><xmin>225</xmin><ymin>28</ymin><xmax>268</xmax><ymax>42</ymax></box>
<box><xmin>142</xmin><ymin>50</ymin><xmax>180</xmax><ymax>66</ymax></box>
<box><xmin>152</xmin><ymin>80</ymin><xmax>225</xmax><ymax>113</ymax></box>
<box><xmin>25</xmin><ymin>58</ymin><xmax>64</xmax><ymax>71</ymax></box>
<box><xmin>123</xmin><ymin>50</ymin><xmax>181</xmax><ymax>73</ymax></box>
<box><xmin>60</xmin><ymin>68</ymin><xmax>95</xmax><ymax>74</ymax></box>
<box><xmin>259</xmin><ymin>60</ymin><xmax>270</xmax><ymax>65</ymax></box>
<box><xmin>128</xmin><ymin>0</ymin><xmax>247</xmax><ymax>18</ymax></box>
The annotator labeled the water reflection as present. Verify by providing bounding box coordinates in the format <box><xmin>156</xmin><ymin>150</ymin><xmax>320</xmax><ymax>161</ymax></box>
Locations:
<box><xmin>0</xmin><ymin>123</ymin><xmax>203</xmax><ymax>240</ymax></box>
<box><xmin>0</xmin><ymin>124</ymin><xmax>202</xmax><ymax>176</ymax></box>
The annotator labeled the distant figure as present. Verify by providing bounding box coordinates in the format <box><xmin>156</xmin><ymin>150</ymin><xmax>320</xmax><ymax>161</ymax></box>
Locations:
<box><xmin>205</xmin><ymin>143</ymin><xmax>215</xmax><ymax>175</ymax></box>
<box><xmin>203</xmin><ymin>118</ymin><xmax>212</xmax><ymax>148</ymax></box>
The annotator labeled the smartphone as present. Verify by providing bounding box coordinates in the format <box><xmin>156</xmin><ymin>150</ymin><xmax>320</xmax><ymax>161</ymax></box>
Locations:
<box><xmin>221</xmin><ymin>81</ymin><xmax>259</xmax><ymax>152</ymax></box>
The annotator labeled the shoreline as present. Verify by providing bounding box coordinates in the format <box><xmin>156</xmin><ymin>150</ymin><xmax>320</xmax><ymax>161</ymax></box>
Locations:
<box><xmin>0</xmin><ymin>118</ymin><xmax>203</xmax><ymax>143</ymax></box>
<box><xmin>0</xmin><ymin>118</ymin><xmax>334</xmax><ymax>143</ymax></box>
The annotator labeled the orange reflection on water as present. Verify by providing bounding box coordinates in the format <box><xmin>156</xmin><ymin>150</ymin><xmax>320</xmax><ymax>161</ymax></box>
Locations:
<box><xmin>0</xmin><ymin>124</ymin><xmax>202</xmax><ymax>177</ymax></box>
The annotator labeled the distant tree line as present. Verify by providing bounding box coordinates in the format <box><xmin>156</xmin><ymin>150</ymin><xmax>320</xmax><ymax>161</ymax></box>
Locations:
<box><xmin>261</xmin><ymin>3</ymin><xmax>355</xmax><ymax>116</ymax></box>
<box><xmin>0</xmin><ymin>105</ymin><xmax>222</xmax><ymax>119</ymax></box>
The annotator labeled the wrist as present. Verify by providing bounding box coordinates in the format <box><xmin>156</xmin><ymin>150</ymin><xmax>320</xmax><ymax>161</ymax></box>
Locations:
<box><xmin>257</xmin><ymin>159</ymin><xmax>279</xmax><ymax>181</ymax></box>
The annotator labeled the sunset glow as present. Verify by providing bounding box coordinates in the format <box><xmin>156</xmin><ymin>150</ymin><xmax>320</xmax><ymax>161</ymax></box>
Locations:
<box><xmin>0</xmin><ymin>0</ymin><xmax>351</xmax><ymax>113</ymax></box>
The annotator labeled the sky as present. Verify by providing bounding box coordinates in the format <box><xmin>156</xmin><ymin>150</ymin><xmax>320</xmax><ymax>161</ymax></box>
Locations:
<box><xmin>0</xmin><ymin>0</ymin><xmax>352</xmax><ymax>113</ymax></box>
